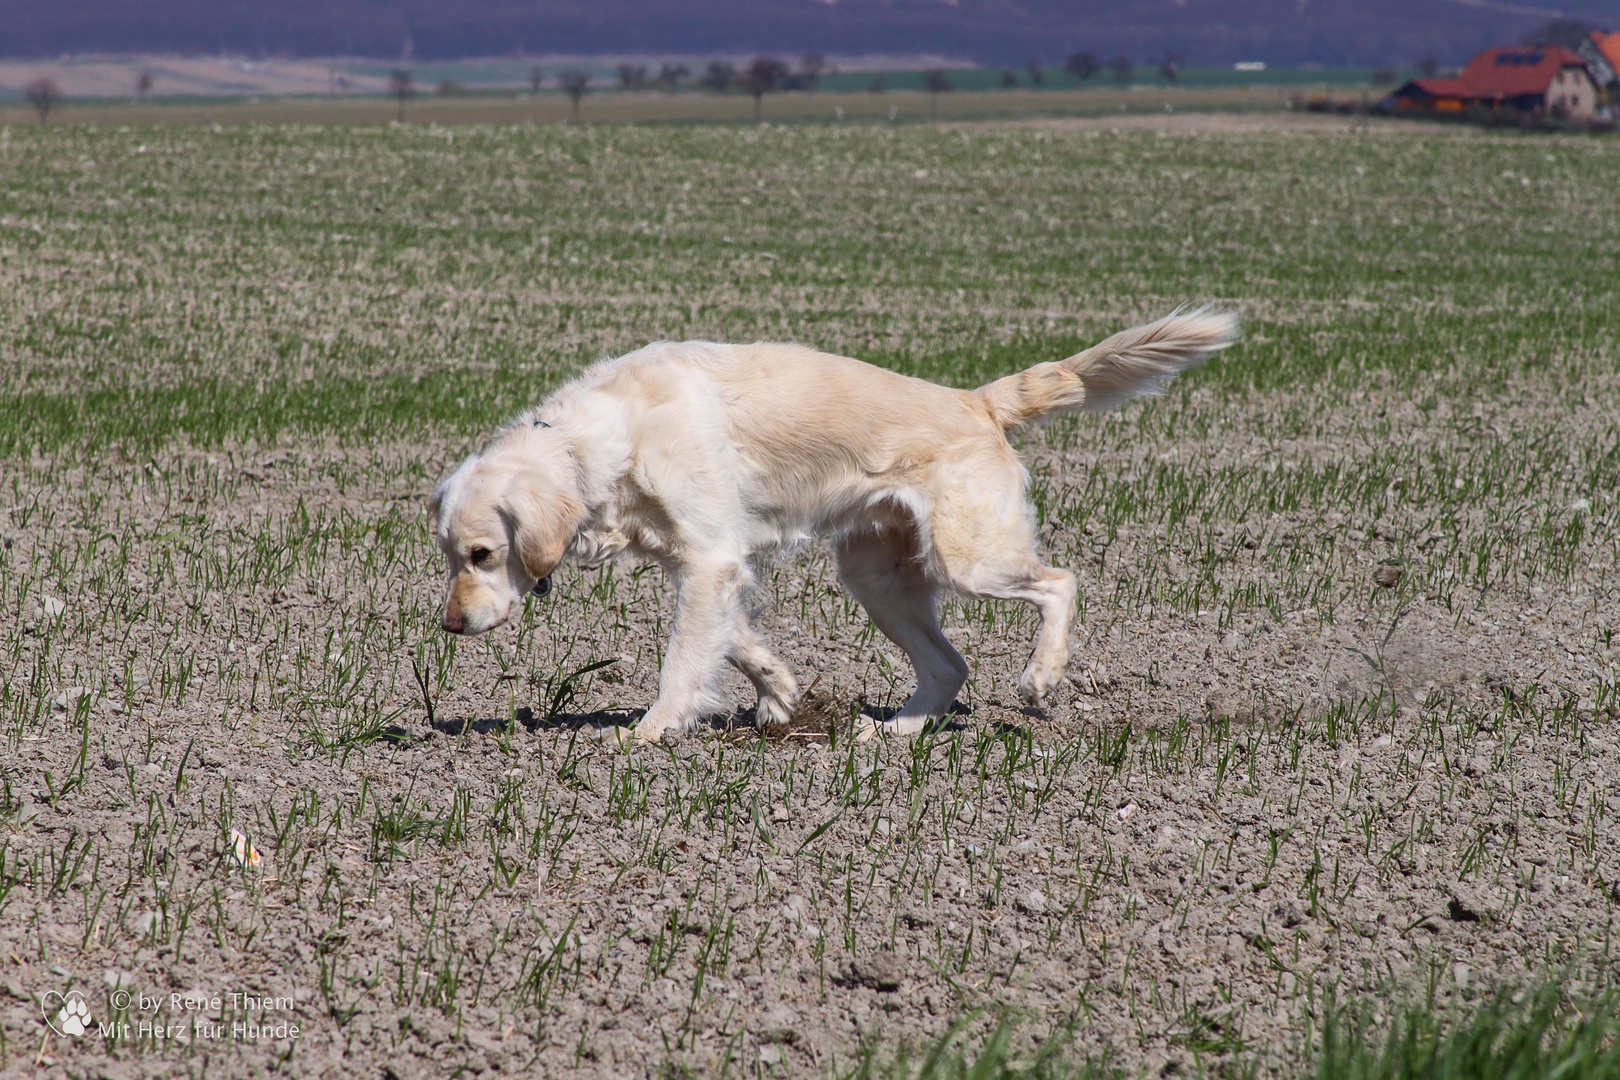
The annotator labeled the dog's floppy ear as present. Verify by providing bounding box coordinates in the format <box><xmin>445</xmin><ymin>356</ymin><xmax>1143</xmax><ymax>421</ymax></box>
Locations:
<box><xmin>503</xmin><ymin>483</ymin><xmax>584</xmax><ymax>581</ymax></box>
<box><xmin>427</xmin><ymin>482</ymin><xmax>446</xmax><ymax>532</ymax></box>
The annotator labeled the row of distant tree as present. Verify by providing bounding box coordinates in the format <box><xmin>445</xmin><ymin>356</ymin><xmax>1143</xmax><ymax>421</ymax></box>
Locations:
<box><xmin>0</xmin><ymin>46</ymin><xmax>1384</xmax><ymax>125</ymax></box>
<box><xmin>19</xmin><ymin>19</ymin><xmax>1598</xmax><ymax>125</ymax></box>
<box><xmin>20</xmin><ymin>67</ymin><xmax>155</xmax><ymax>122</ymax></box>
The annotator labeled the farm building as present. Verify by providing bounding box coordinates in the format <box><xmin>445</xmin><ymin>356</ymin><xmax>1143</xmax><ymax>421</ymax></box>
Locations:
<box><xmin>1390</xmin><ymin>45</ymin><xmax>1601</xmax><ymax>119</ymax></box>
<box><xmin>1586</xmin><ymin>31</ymin><xmax>1620</xmax><ymax>88</ymax></box>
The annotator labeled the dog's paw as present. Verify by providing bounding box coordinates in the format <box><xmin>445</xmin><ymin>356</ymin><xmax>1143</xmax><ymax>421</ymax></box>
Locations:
<box><xmin>756</xmin><ymin>695</ymin><xmax>795</xmax><ymax>730</ymax></box>
<box><xmin>631</xmin><ymin>718</ymin><xmax>679</xmax><ymax>744</ymax></box>
<box><xmin>599</xmin><ymin>724</ymin><xmax>636</xmax><ymax>748</ymax></box>
<box><xmin>1018</xmin><ymin>665</ymin><xmax>1056</xmax><ymax>708</ymax></box>
<box><xmin>853</xmin><ymin>714</ymin><xmax>929</xmax><ymax>743</ymax></box>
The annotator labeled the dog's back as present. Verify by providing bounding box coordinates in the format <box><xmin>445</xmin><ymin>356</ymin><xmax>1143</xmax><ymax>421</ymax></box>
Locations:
<box><xmin>580</xmin><ymin>338</ymin><xmax>1006</xmax><ymax>489</ymax></box>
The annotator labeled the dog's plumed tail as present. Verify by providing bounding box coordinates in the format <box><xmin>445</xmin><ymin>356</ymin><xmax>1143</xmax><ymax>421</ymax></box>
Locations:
<box><xmin>974</xmin><ymin>307</ymin><xmax>1240</xmax><ymax>430</ymax></box>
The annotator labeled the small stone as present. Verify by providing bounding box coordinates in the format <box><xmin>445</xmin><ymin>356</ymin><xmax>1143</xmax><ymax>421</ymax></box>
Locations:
<box><xmin>1372</xmin><ymin>566</ymin><xmax>1402</xmax><ymax>588</ymax></box>
<box><xmin>103</xmin><ymin>969</ymin><xmax>135</xmax><ymax>990</ymax></box>
<box><xmin>1568</xmin><ymin>498</ymin><xmax>1590</xmax><ymax>512</ymax></box>
<box><xmin>41</xmin><ymin>596</ymin><xmax>66</xmax><ymax>619</ymax></box>
<box><xmin>1016</xmin><ymin>890</ymin><xmax>1048</xmax><ymax>915</ymax></box>
<box><xmin>781</xmin><ymin>894</ymin><xmax>813</xmax><ymax>928</ymax></box>
<box><xmin>1116</xmin><ymin>802</ymin><xmax>1138</xmax><ymax>822</ymax></box>
<box><xmin>758</xmin><ymin>1045</ymin><xmax>784</xmax><ymax>1065</ymax></box>
<box><xmin>1453</xmin><ymin>962</ymin><xmax>1473</xmax><ymax>989</ymax></box>
<box><xmin>841</xmin><ymin>952</ymin><xmax>905</xmax><ymax>992</ymax></box>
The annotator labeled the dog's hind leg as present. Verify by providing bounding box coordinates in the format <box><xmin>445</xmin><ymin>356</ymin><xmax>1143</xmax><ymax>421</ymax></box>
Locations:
<box><xmin>728</xmin><ymin>625</ymin><xmax>798</xmax><ymax>729</ymax></box>
<box><xmin>835</xmin><ymin>527</ymin><xmax>968</xmax><ymax>741</ymax></box>
<box><xmin>955</xmin><ymin>561</ymin><xmax>1076</xmax><ymax>708</ymax></box>
<box><xmin>928</xmin><ymin>459</ymin><xmax>1078</xmax><ymax>709</ymax></box>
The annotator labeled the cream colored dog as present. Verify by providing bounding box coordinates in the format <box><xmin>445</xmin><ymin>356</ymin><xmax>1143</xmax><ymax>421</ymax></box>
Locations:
<box><xmin>430</xmin><ymin>309</ymin><xmax>1238</xmax><ymax>743</ymax></box>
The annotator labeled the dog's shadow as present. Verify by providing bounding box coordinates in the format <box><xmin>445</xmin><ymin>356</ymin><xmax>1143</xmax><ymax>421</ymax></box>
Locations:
<box><xmin>419</xmin><ymin>699</ymin><xmax>983</xmax><ymax>744</ymax></box>
<box><xmin>712</xmin><ymin>698</ymin><xmax>974</xmax><ymax>742</ymax></box>
<box><xmin>428</xmin><ymin>707</ymin><xmax>640</xmax><ymax>738</ymax></box>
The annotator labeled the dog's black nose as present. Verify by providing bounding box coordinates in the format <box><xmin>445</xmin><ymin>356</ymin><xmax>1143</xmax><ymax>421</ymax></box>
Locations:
<box><xmin>531</xmin><ymin>575</ymin><xmax>552</xmax><ymax>599</ymax></box>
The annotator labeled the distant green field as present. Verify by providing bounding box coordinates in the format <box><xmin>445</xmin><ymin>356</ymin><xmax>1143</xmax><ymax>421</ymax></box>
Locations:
<box><xmin>0</xmin><ymin>119</ymin><xmax>1610</xmax><ymax>455</ymax></box>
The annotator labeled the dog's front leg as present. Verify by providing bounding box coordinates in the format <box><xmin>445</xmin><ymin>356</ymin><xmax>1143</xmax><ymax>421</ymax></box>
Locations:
<box><xmin>632</xmin><ymin>556</ymin><xmax>747</xmax><ymax>743</ymax></box>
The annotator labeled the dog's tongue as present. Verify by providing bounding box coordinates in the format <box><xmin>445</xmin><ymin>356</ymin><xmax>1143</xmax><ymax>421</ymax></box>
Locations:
<box><xmin>532</xmin><ymin>576</ymin><xmax>552</xmax><ymax>599</ymax></box>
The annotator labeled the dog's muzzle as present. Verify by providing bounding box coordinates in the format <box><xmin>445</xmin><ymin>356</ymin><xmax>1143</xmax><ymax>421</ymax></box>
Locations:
<box><xmin>531</xmin><ymin>575</ymin><xmax>552</xmax><ymax>599</ymax></box>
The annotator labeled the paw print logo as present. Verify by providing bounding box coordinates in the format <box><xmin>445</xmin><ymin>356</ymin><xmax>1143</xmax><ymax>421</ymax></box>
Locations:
<box><xmin>58</xmin><ymin>993</ymin><xmax>92</xmax><ymax>1036</ymax></box>
<box><xmin>43</xmin><ymin>990</ymin><xmax>92</xmax><ymax>1038</ymax></box>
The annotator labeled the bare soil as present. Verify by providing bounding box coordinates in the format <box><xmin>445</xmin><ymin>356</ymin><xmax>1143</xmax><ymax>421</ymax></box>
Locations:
<box><xmin>3</xmin><ymin>370</ymin><xmax>1617</xmax><ymax>1078</ymax></box>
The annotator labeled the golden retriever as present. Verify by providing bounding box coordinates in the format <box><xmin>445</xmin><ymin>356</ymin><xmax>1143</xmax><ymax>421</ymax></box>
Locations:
<box><xmin>429</xmin><ymin>309</ymin><xmax>1238</xmax><ymax>743</ymax></box>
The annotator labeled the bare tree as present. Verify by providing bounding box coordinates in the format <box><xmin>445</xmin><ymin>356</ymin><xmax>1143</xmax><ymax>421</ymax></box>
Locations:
<box><xmin>923</xmin><ymin>68</ymin><xmax>953</xmax><ymax>119</ymax></box>
<box><xmin>25</xmin><ymin>77</ymin><xmax>61</xmax><ymax>123</ymax></box>
<box><xmin>559</xmin><ymin>70</ymin><xmax>590</xmax><ymax>120</ymax></box>
<box><xmin>1028</xmin><ymin>55</ymin><xmax>1044</xmax><ymax>86</ymax></box>
<box><xmin>1159</xmin><ymin>51</ymin><xmax>1183</xmax><ymax>83</ymax></box>
<box><xmin>1521</xmin><ymin>17</ymin><xmax>1598</xmax><ymax>50</ymax></box>
<box><xmin>616</xmin><ymin>64</ymin><xmax>647</xmax><ymax>90</ymax></box>
<box><xmin>388</xmin><ymin>69</ymin><xmax>413</xmax><ymax>122</ymax></box>
<box><xmin>657</xmin><ymin>62</ymin><xmax>689</xmax><ymax>90</ymax></box>
<box><xmin>1001</xmin><ymin>68</ymin><xmax>1019</xmax><ymax>88</ymax></box>
<box><xmin>1416</xmin><ymin>53</ymin><xmax>1438</xmax><ymax>77</ymax></box>
<box><xmin>702</xmin><ymin>61</ymin><xmax>735</xmax><ymax>92</ymax></box>
<box><xmin>742</xmin><ymin>56</ymin><xmax>788</xmax><ymax>123</ymax></box>
<box><xmin>1108</xmin><ymin>54</ymin><xmax>1132</xmax><ymax>86</ymax></box>
<box><xmin>136</xmin><ymin>69</ymin><xmax>154</xmax><ymax>100</ymax></box>
<box><xmin>1064</xmin><ymin>51</ymin><xmax>1100</xmax><ymax>82</ymax></box>
<box><xmin>528</xmin><ymin>66</ymin><xmax>545</xmax><ymax>94</ymax></box>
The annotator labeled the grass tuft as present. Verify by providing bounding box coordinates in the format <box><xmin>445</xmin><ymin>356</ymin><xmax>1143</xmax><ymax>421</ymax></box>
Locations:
<box><xmin>1317</xmin><ymin>983</ymin><xmax>1620</xmax><ymax>1080</ymax></box>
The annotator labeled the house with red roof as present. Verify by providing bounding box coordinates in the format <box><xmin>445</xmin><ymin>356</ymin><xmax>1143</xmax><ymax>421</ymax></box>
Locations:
<box><xmin>1587</xmin><ymin>31</ymin><xmax>1620</xmax><ymax>89</ymax></box>
<box><xmin>1390</xmin><ymin>45</ymin><xmax>1600</xmax><ymax>119</ymax></box>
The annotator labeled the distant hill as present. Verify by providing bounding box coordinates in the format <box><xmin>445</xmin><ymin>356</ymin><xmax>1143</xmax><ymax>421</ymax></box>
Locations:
<box><xmin>0</xmin><ymin>0</ymin><xmax>1606</xmax><ymax>67</ymax></box>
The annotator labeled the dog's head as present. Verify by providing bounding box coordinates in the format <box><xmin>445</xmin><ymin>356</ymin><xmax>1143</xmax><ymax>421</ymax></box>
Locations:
<box><xmin>428</xmin><ymin>430</ymin><xmax>584</xmax><ymax>636</ymax></box>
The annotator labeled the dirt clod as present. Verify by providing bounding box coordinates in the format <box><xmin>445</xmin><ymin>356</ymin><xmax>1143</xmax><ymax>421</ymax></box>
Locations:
<box><xmin>839</xmin><ymin>952</ymin><xmax>907</xmax><ymax>992</ymax></box>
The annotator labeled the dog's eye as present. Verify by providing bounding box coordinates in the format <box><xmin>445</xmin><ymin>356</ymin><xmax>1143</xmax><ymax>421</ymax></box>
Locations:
<box><xmin>469</xmin><ymin>547</ymin><xmax>491</xmax><ymax>566</ymax></box>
